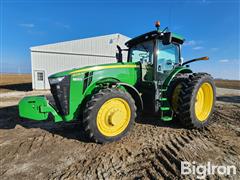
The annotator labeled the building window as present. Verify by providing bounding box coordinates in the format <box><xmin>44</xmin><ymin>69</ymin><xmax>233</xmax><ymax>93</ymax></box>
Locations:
<box><xmin>37</xmin><ymin>72</ymin><xmax>43</xmax><ymax>81</ymax></box>
<box><xmin>109</xmin><ymin>39</ymin><xmax>113</xmax><ymax>44</ymax></box>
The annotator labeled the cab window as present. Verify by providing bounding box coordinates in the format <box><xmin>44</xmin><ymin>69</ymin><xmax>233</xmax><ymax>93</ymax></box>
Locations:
<box><xmin>157</xmin><ymin>41</ymin><xmax>179</xmax><ymax>73</ymax></box>
<box><xmin>129</xmin><ymin>40</ymin><xmax>154</xmax><ymax>64</ymax></box>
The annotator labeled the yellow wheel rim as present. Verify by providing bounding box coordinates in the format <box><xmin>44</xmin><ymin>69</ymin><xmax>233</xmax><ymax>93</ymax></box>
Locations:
<box><xmin>97</xmin><ymin>98</ymin><xmax>131</xmax><ymax>137</ymax></box>
<box><xmin>195</xmin><ymin>83</ymin><xmax>214</xmax><ymax>121</ymax></box>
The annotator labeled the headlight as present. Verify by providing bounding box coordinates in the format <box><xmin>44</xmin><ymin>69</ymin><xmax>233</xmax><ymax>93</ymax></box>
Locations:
<box><xmin>49</xmin><ymin>77</ymin><xmax>64</xmax><ymax>84</ymax></box>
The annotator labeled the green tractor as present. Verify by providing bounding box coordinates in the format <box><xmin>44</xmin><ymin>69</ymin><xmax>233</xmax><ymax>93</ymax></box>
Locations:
<box><xmin>19</xmin><ymin>21</ymin><xmax>216</xmax><ymax>143</ymax></box>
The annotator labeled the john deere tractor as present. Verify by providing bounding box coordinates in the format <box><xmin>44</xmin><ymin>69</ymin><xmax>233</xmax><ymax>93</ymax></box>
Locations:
<box><xmin>19</xmin><ymin>21</ymin><xmax>216</xmax><ymax>143</ymax></box>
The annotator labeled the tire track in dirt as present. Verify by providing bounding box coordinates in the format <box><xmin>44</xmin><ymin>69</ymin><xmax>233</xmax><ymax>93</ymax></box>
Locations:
<box><xmin>49</xmin><ymin>128</ymin><xmax>222</xmax><ymax>179</ymax></box>
<box><xmin>1</xmin><ymin>104</ymin><xmax>239</xmax><ymax>179</ymax></box>
<box><xmin>50</xmin><ymin>122</ymin><xmax>240</xmax><ymax>179</ymax></box>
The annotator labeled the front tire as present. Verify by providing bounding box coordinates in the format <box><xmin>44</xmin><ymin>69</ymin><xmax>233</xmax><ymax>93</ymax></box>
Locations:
<box><xmin>83</xmin><ymin>88</ymin><xmax>136</xmax><ymax>143</ymax></box>
<box><xmin>177</xmin><ymin>73</ymin><xmax>216</xmax><ymax>128</ymax></box>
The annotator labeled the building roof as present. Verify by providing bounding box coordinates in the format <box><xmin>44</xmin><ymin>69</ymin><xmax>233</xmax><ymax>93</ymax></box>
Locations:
<box><xmin>30</xmin><ymin>33</ymin><xmax>130</xmax><ymax>56</ymax></box>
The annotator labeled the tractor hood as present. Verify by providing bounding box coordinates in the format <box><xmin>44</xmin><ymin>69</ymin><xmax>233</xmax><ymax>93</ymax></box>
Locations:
<box><xmin>49</xmin><ymin>62</ymin><xmax>139</xmax><ymax>78</ymax></box>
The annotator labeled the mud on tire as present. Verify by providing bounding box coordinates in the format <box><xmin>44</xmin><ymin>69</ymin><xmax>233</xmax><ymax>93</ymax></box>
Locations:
<box><xmin>83</xmin><ymin>88</ymin><xmax>136</xmax><ymax>143</ymax></box>
<box><xmin>177</xmin><ymin>73</ymin><xmax>216</xmax><ymax>128</ymax></box>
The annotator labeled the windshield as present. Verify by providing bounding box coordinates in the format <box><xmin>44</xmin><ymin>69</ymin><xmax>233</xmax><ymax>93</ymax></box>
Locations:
<box><xmin>128</xmin><ymin>40</ymin><xmax>154</xmax><ymax>63</ymax></box>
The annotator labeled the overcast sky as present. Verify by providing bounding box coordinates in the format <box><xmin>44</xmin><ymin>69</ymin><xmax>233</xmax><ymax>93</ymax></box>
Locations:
<box><xmin>1</xmin><ymin>0</ymin><xmax>239</xmax><ymax>80</ymax></box>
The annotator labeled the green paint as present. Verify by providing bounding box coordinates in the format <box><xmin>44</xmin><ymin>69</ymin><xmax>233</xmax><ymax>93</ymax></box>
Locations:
<box><xmin>49</xmin><ymin>62</ymin><xmax>139</xmax><ymax>78</ymax></box>
<box><xmin>18</xmin><ymin>96</ymin><xmax>63</xmax><ymax>122</ymax></box>
<box><xmin>53</xmin><ymin>62</ymin><xmax>140</xmax><ymax>121</ymax></box>
<box><xmin>19</xmin><ymin>64</ymin><xmax>190</xmax><ymax>122</ymax></box>
<box><xmin>18</xmin><ymin>64</ymin><xmax>193</xmax><ymax>122</ymax></box>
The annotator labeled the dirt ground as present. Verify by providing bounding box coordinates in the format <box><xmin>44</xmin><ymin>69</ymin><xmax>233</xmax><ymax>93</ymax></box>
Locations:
<box><xmin>0</xmin><ymin>74</ymin><xmax>240</xmax><ymax>179</ymax></box>
<box><xmin>0</xmin><ymin>87</ymin><xmax>239</xmax><ymax>180</ymax></box>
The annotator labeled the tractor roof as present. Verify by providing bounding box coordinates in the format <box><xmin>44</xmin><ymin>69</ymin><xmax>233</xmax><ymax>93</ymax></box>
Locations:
<box><xmin>125</xmin><ymin>30</ymin><xmax>185</xmax><ymax>47</ymax></box>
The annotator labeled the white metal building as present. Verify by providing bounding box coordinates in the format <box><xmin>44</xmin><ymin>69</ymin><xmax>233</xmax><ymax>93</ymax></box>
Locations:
<box><xmin>31</xmin><ymin>33</ymin><xmax>130</xmax><ymax>89</ymax></box>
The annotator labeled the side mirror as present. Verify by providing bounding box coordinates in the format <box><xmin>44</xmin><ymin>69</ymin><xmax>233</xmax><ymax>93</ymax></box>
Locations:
<box><xmin>162</xmin><ymin>32</ymin><xmax>172</xmax><ymax>45</ymax></box>
<box><xmin>116</xmin><ymin>45</ymin><xmax>123</xmax><ymax>63</ymax></box>
<box><xmin>182</xmin><ymin>56</ymin><xmax>209</xmax><ymax>66</ymax></box>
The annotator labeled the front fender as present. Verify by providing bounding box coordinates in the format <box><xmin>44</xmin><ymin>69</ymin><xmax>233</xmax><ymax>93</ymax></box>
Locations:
<box><xmin>116</xmin><ymin>82</ymin><xmax>143</xmax><ymax>111</ymax></box>
<box><xmin>83</xmin><ymin>77</ymin><xmax>120</xmax><ymax>97</ymax></box>
<box><xmin>82</xmin><ymin>79</ymin><xmax>143</xmax><ymax>112</ymax></box>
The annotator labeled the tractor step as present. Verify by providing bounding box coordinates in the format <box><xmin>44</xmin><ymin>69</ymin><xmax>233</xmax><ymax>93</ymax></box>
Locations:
<box><xmin>161</xmin><ymin>116</ymin><xmax>172</xmax><ymax>121</ymax></box>
<box><xmin>160</xmin><ymin>107</ymin><xmax>170</xmax><ymax>111</ymax></box>
<box><xmin>160</xmin><ymin>98</ymin><xmax>167</xmax><ymax>101</ymax></box>
<box><xmin>159</xmin><ymin>89</ymin><xmax>172</xmax><ymax>121</ymax></box>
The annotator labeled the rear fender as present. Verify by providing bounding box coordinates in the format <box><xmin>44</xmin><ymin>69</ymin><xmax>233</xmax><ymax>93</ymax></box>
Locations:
<box><xmin>163</xmin><ymin>67</ymin><xmax>193</xmax><ymax>88</ymax></box>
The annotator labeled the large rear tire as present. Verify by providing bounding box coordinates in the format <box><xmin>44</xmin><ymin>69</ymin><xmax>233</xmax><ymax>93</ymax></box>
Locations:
<box><xmin>168</xmin><ymin>74</ymin><xmax>189</xmax><ymax>114</ymax></box>
<box><xmin>177</xmin><ymin>73</ymin><xmax>216</xmax><ymax>128</ymax></box>
<box><xmin>83</xmin><ymin>88</ymin><xmax>136</xmax><ymax>143</ymax></box>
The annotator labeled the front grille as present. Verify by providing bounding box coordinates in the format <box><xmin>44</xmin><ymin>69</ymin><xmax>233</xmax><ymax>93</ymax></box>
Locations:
<box><xmin>49</xmin><ymin>76</ymin><xmax>70</xmax><ymax>115</ymax></box>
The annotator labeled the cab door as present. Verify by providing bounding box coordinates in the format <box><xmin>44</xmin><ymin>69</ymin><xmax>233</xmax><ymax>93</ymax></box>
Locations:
<box><xmin>128</xmin><ymin>40</ymin><xmax>154</xmax><ymax>81</ymax></box>
<box><xmin>156</xmin><ymin>41</ymin><xmax>179</xmax><ymax>82</ymax></box>
<box><xmin>128</xmin><ymin>40</ymin><xmax>157</xmax><ymax>112</ymax></box>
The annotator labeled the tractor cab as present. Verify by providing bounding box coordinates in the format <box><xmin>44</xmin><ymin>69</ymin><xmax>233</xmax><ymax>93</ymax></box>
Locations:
<box><xmin>124</xmin><ymin>22</ymin><xmax>186</xmax><ymax>113</ymax></box>
<box><xmin>125</xmin><ymin>23</ymin><xmax>184</xmax><ymax>83</ymax></box>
